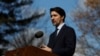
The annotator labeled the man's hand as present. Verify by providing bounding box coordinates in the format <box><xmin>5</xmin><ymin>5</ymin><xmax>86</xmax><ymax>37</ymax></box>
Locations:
<box><xmin>40</xmin><ymin>45</ymin><xmax>52</xmax><ymax>52</ymax></box>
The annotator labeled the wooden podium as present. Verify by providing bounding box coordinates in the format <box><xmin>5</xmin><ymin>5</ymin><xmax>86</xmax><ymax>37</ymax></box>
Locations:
<box><xmin>5</xmin><ymin>46</ymin><xmax>57</xmax><ymax>56</ymax></box>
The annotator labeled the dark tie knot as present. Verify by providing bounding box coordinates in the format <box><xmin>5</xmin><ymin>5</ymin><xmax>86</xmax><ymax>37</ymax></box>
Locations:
<box><xmin>56</xmin><ymin>28</ymin><xmax>58</xmax><ymax>31</ymax></box>
<box><xmin>55</xmin><ymin>28</ymin><xmax>58</xmax><ymax>32</ymax></box>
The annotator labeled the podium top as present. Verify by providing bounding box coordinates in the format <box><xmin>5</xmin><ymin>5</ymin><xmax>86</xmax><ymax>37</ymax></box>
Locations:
<box><xmin>5</xmin><ymin>46</ymin><xmax>57</xmax><ymax>56</ymax></box>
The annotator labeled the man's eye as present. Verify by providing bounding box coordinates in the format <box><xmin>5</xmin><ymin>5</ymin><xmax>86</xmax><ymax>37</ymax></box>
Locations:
<box><xmin>53</xmin><ymin>15</ymin><xmax>57</xmax><ymax>17</ymax></box>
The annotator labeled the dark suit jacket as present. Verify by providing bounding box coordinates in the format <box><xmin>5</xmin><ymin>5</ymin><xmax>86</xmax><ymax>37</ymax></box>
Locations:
<box><xmin>47</xmin><ymin>24</ymin><xmax>76</xmax><ymax>56</ymax></box>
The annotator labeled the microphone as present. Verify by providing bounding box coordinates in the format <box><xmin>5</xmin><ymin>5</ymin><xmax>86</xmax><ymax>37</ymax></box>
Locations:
<box><xmin>35</xmin><ymin>31</ymin><xmax>43</xmax><ymax>38</ymax></box>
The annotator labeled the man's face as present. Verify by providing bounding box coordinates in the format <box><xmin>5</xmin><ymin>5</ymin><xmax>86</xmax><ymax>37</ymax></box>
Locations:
<box><xmin>50</xmin><ymin>11</ymin><xmax>64</xmax><ymax>27</ymax></box>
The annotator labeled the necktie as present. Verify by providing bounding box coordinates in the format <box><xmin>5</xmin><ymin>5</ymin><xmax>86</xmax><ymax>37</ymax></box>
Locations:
<box><xmin>55</xmin><ymin>28</ymin><xmax>58</xmax><ymax>37</ymax></box>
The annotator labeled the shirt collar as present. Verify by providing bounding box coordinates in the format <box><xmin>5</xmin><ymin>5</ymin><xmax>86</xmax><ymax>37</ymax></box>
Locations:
<box><xmin>57</xmin><ymin>23</ymin><xmax>65</xmax><ymax>30</ymax></box>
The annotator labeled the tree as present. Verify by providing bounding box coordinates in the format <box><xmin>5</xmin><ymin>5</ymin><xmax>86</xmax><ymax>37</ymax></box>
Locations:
<box><xmin>0</xmin><ymin>0</ymin><xmax>45</xmax><ymax>55</ymax></box>
<box><xmin>72</xmin><ymin>0</ymin><xmax>100</xmax><ymax>56</ymax></box>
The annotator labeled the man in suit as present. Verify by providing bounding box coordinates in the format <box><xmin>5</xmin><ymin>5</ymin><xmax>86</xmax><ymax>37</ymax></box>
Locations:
<box><xmin>41</xmin><ymin>7</ymin><xmax>76</xmax><ymax>56</ymax></box>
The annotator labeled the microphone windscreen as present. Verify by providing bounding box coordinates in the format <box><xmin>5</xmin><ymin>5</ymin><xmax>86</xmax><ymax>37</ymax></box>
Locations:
<box><xmin>35</xmin><ymin>31</ymin><xmax>43</xmax><ymax>38</ymax></box>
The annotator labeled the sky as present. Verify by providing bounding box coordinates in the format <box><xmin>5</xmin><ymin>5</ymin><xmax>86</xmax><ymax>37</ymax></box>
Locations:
<box><xmin>34</xmin><ymin>0</ymin><xmax>78</xmax><ymax>11</ymax></box>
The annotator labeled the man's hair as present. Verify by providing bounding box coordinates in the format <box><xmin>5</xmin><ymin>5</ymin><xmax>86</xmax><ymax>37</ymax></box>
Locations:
<box><xmin>50</xmin><ymin>7</ymin><xmax>66</xmax><ymax>22</ymax></box>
